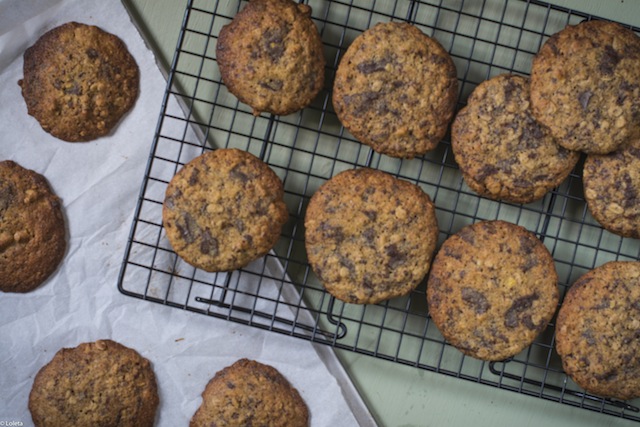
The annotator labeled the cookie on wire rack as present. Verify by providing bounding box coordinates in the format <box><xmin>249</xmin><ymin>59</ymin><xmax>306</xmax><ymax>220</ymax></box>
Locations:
<box><xmin>583</xmin><ymin>138</ymin><xmax>640</xmax><ymax>239</ymax></box>
<box><xmin>530</xmin><ymin>20</ymin><xmax>640</xmax><ymax>154</ymax></box>
<box><xmin>216</xmin><ymin>0</ymin><xmax>325</xmax><ymax>116</ymax></box>
<box><xmin>451</xmin><ymin>74</ymin><xmax>579</xmax><ymax>204</ymax></box>
<box><xmin>163</xmin><ymin>148</ymin><xmax>288</xmax><ymax>272</ymax></box>
<box><xmin>426</xmin><ymin>220</ymin><xmax>559</xmax><ymax>361</ymax></box>
<box><xmin>0</xmin><ymin>160</ymin><xmax>66</xmax><ymax>293</ymax></box>
<box><xmin>190</xmin><ymin>359</ymin><xmax>309</xmax><ymax>427</ymax></box>
<box><xmin>29</xmin><ymin>339</ymin><xmax>159</xmax><ymax>427</ymax></box>
<box><xmin>305</xmin><ymin>168</ymin><xmax>439</xmax><ymax>304</ymax></box>
<box><xmin>19</xmin><ymin>22</ymin><xmax>139</xmax><ymax>142</ymax></box>
<box><xmin>332</xmin><ymin>21</ymin><xmax>458</xmax><ymax>158</ymax></box>
<box><xmin>555</xmin><ymin>261</ymin><xmax>640</xmax><ymax>400</ymax></box>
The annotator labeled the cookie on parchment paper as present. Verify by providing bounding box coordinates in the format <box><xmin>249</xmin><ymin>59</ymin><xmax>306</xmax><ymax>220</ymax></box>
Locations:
<box><xmin>555</xmin><ymin>261</ymin><xmax>640</xmax><ymax>400</ymax></box>
<box><xmin>216</xmin><ymin>0</ymin><xmax>325</xmax><ymax>116</ymax></box>
<box><xmin>530</xmin><ymin>20</ymin><xmax>640</xmax><ymax>154</ymax></box>
<box><xmin>583</xmin><ymin>139</ymin><xmax>640</xmax><ymax>239</ymax></box>
<box><xmin>163</xmin><ymin>148</ymin><xmax>288</xmax><ymax>272</ymax></box>
<box><xmin>332</xmin><ymin>22</ymin><xmax>458</xmax><ymax>158</ymax></box>
<box><xmin>451</xmin><ymin>74</ymin><xmax>579</xmax><ymax>204</ymax></box>
<box><xmin>0</xmin><ymin>160</ymin><xmax>66</xmax><ymax>293</ymax></box>
<box><xmin>29</xmin><ymin>339</ymin><xmax>159</xmax><ymax>427</ymax></box>
<box><xmin>19</xmin><ymin>22</ymin><xmax>139</xmax><ymax>142</ymax></box>
<box><xmin>305</xmin><ymin>168</ymin><xmax>439</xmax><ymax>304</ymax></box>
<box><xmin>426</xmin><ymin>220</ymin><xmax>559</xmax><ymax>361</ymax></box>
<box><xmin>190</xmin><ymin>358</ymin><xmax>309</xmax><ymax>427</ymax></box>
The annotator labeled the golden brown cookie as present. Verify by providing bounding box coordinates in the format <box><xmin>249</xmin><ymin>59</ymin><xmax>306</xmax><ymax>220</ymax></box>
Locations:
<box><xmin>19</xmin><ymin>22</ymin><xmax>139</xmax><ymax>142</ymax></box>
<box><xmin>451</xmin><ymin>74</ymin><xmax>579</xmax><ymax>204</ymax></box>
<box><xmin>163</xmin><ymin>149</ymin><xmax>288</xmax><ymax>272</ymax></box>
<box><xmin>29</xmin><ymin>339</ymin><xmax>159</xmax><ymax>427</ymax></box>
<box><xmin>332</xmin><ymin>22</ymin><xmax>458</xmax><ymax>158</ymax></box>
<box><xmin>583</xmin><ymin>139</ymin><xmax>640</xmax><ymax>239</ymax></box>
<box><xmin>530</xmin><ymin>20</ymin><xmax>640</xmax><ymax>154</ymax></box>
<box><xmin>0</xmin><ymin>160</ymin><xmax>66</xmax><ymax>293</ymax></box>
<box><xmin>190</xmin><ymin>358</ymin><xmax>309</xmax><ymax>427</ymax></box>
<box><xmin>426</xmin><ymin>220</ymin><xmax>559</xmax><ymax>361</ymax></box>
<box><xmin>216</xmin><ymin>0</ymin><xmax>325</xmax><ymax>116</ymax></box>
<box><xmin>305</xmin><ymin>168</ymin><xmax>439</xmax><ymax>304</ymax></box>
<box><xmin>555</xmin><ymin>261</ymin><xmax>640</xmax><ymax>400</ymax></box>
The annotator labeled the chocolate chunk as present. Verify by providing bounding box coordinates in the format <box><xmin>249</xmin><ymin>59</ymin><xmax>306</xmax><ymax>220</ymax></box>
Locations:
<box><xmin>0</xmin><ymin>183</ymin><xmax>15</xmax><ymax>212</ymax></box>
<box><xmin>599</xmin><ymin>45</ymin><xmax>621</xmax><ymax>75</ymax></box>
<box><xmin>461</xmin><ymin>287</ymin><xmax>490</xmax><ymax>314</ymax></box>
<box><xmin>260</xmin><ymin>79</ymin><xmax>284</xmax><ymax>92</ymax></box>
<box><xmin>385</xmin><ymin>244</ymin><xmax>405</xmax><ymax>269</ymax></box>
<box><xmin>86</xmin><ymin>48</ymin><xmax>99</xmax><ymax>60</ymax></box>
<box><xmin>504</xmin><ymin>293</ymin><xmax>539</xmax><ymax>328</ymax></box>
<box><xmin>457</xmin><ymin>227</ymin><xmax>476</xmax><ymax>245</ymax></box>
<box><xmin>578</xmin><ymin>90</ymin><xmax>593</xmax><ymax>111</ymax></box>
<box><xmin>476</xmin><ymin>164</ymin><xmax>498</xmax><ymax>181</ymax></box>
<box><xmin>362</xmin><ymin>227</ymin><xmax>375</xmax><ymax>245</ymax></box>
<box><xmin>356</xmin><ymin>57</ymin><xmax>392</xmax><ymax>74</ymax></box>
<box><xmin>319</xmin><ymin>222</ymin><xmax>344</xmax><ymax>242</ymax></box>
<box><xmin>443</xmin><ymin>245</ymin><xmax>463</xmax><ymax>260</ymax></box>
<box><xmin>176</xmin><ymin>212</ymin><xmax>198</xmax><ymax>244</ymax></box>
<box><xmin>363</xmin><ymin>210</ymin><xmax>377</xmax><ymax>221</ymax></box>
<box><xmin>340</xmin><ymin>92</ymin><xmax>380</xmax><ymax>116</ymax></box>
<box><xmin>188</xmin><ymin>168</ymin><xmax>200</xmax><ymax>186</ymax></box>
<box><xmin>229</xmin><ymin>163</ymin><xmax>250</xmax><ymax>183</ymax></box>
<box><xmin>519</xmin><ymin>234</ymin><xmax>536</xmax><ymax>255</ymax></box>
<box><xmin>200</xmin><ymin>229</ymin><xmax>219</xmax><ymax>256</ymax></box>
<box><xmin>262</xmin><ymin>26</ymin><xmax>289</xmax><ymax>63</ymax></box>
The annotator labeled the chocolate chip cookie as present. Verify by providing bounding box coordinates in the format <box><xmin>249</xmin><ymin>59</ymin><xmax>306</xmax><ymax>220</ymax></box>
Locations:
<box><xmin>305</xmin><ymin>168</ymin><xmax>439</xmax><ymax>304</ymax></box>
<box><xmin>332</xmin><ymin>22</ymin><xmax>458</xmax><ymax>158</ymax></box>
<box><xmin>216</xmin><ymin>0</ymin><xmax>325</xmax><ymax>116</ymax></box>
<box><xmin>530</xmin><ymin>20</ymin><xmax>640</xmax><ymax>154</ymax></box>
<box><xmin>0</xmin><ymin>160</ymin><xmax>66</xmax><ymax>293</ymax></box>
<box><xmin>29</xmin><ymin>339</ymin><xmax>159</xmax><ymax>427</ymax></box>
<box><xmin>19</xmin><ymin>22</ymin><xmax>139</xmax><ymax>142</ymax></box>
<box><xmin>190</xmin><ymin>358</ymin><xmax>309</xmax><ymax>427</ymax></box>
<box><xmin>452</xmin><ymin>74</ymin><xmax>579</xmax><ymax>204</ymax></box>
<box><xmin>583</xmin><ymin>139</ymin><xmax>640</xmax><ymax>239</ymax></box>
<box><xmin>426</xmin><ymin>220</ymin><xmax>559</xmax><ymax>361</ymax></box>
<box><xmin>163</xmin><ymin>148</ymin><xmax>288</xmax><ymax>272</ymax></box>
<box><xmin>555</xmin><ymin>261</ymin><xmax>640</xmax><ymax>400</ymax></box>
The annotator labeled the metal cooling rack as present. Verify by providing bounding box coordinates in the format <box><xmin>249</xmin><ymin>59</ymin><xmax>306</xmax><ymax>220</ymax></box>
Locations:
<box><xmin>118</xmin><ymin>0</ymin><xmax>640</xmax><ymax>422</ymax></box>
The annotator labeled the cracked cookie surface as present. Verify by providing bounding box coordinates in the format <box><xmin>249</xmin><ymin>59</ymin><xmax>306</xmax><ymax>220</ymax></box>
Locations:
<box><xmin>19</xmin><ymin>22</ymin><xmax>139</xmax><ymax>142</ymax></box>
<box><xmin>29</xmin><ymin>339</ymin><xmax>159</xmax><ymax>427</ymax></box>
<box><xmin>426</xmin><ymin>220</ymin><xmax>559</xmax><ymax>361</ymax></box>
<box><xmin>452</xmin><ymin>74</ymin><xmax>579</xmax><ymax>204</ymax></box>
<box><xmin>530</xmin><ymin>20</ymin><xmax>640</xmax><ymax>154</ymax></box>
<box><xmin>555</xmin><ymin>261</ymin><xmax>640</xmax><ymax>400</ymax></box>
<box><xmin>0</xmin><ymin>160</ymin><xmax>66</xmax><ymax>293</ymax></box>
<box><xmin>216</xmin><ymin>0</ymin><xmax>325</xmax><ymax>116</ymax></box>
<box><xmin>583</xmin><ymin>138</ymin><xmax>640</xmax><ymax>239</ymax></box>
<box><xmin>305</xmin><ymin>168</ymin><xmax>439</xmax><ymax>304</ymax></box>
<box><xmin>163</xmin><ymin>149</ymin><xmax>288</xmax><ymax>272</ymax></box>
<box><xmin>190</xmin><ymin>359</ymin><xmax>308</xmax><ymax>427</ymax></box>
<box><xmin>332</xmin><ymin>22</ymin><xmax>458</xmax><ymax>158</ymax></box>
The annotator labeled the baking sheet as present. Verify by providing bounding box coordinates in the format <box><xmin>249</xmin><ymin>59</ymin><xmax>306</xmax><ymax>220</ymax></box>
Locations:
<box><xmin>0</xmin><ymin>0</ymin><xmax>375</xmax><ymax>425</ymax></box>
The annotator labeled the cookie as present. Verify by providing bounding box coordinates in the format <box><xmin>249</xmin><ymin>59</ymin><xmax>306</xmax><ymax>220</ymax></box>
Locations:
<box><xmin>163</xmin><ymin>148</ymin><xmax>288</xmax><ymax>272</ymax></box>
<box><xmin>190</xmin><ymin>358</ymin><xmax>309</xmax><ymax>427</ymax></box>
<box><xmin>555</xmin><ymin>261</ymin><xmax>640</xmax><ymax>400</ymax></box>
<box><xmin>332</xmin><ymin>22</ymin><xmax>458</xmax><ymax>158</ymax></box>
<box><xmin>426</xmin><ymin>220</ymin><xmax>559</xmax><ymax>361</ymax></box>
<box><xmin>583</xmin><ymin>139</ymin><xmax>640</xmax><ymax>239</ymax></box>
<box><xmin>19</xmin><ymin>22</ymin><xmax>139</xmax><ymax>142</ymax></box>
<box><xmin>0</xmin><ymin>160</ymin><xmax>66</xmax><ymax>293</ymax></box>
<box><xmin>216</xmin><ymin>0</ymin><xmax>325</xmax><ymax>116</ymax></box>
<box><xmin>305</xmin><ymin>168</ymin><xmax>439</xmax><ymax>304</ymax></box>
<box><xmin>451</xmin><ymin>74</ymin><xmax>579</xmax><ymax>204</ymax></box>
<box><xmin>29</xmin><ymin>339</ymin><xmax>159</xmax><ymax>427</ymax></box>
<box><xmin>530</xmin><ymin>20</ymin><xmax>640</xmax><ymax>154</ymax></box>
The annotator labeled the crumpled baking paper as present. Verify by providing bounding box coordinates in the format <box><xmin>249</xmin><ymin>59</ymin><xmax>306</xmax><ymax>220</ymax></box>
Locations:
<box><xmin>0</xmin><ymin>0</ymin><xmax>374</xmax><ymax>425</ymax></box>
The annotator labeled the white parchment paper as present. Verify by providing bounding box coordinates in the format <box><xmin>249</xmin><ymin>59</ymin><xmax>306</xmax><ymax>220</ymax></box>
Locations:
<box><xmin>0</xmin><ymin>1</ymin><xmax>374</xmax><ymax>425</ymax></box>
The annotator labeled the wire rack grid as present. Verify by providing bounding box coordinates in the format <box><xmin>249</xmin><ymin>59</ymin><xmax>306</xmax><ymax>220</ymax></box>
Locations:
<box><xmin>118</xmin><ymin>0</ymin><xmax>640</xmax><ymax>422</ymax></box>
